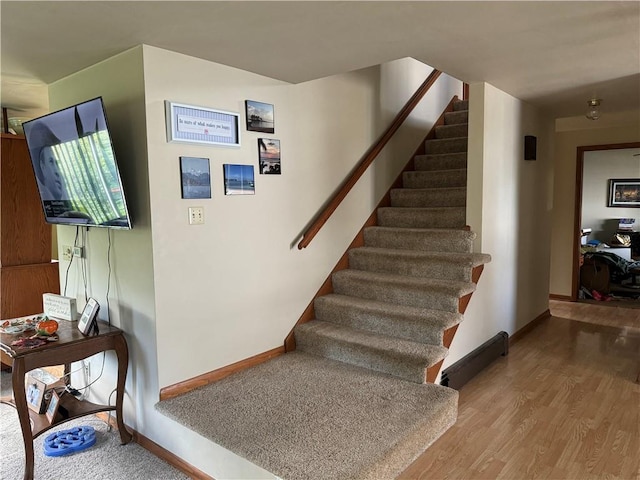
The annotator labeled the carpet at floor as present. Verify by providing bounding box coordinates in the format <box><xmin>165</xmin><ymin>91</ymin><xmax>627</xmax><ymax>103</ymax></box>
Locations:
<box><xmin>0</xmin><ymin>371</ymin><xmax>188</xmax><ymax>480</ymax></box>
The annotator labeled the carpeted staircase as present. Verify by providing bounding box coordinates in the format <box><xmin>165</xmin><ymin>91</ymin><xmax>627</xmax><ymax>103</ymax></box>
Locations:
<box><xmin>294</xmin><ymin>99</ymin><xmax>491</xmax><ymax>385</ymax></box>
<box><xmin>157</xmin><ymin>99</ymin><xmax>492</xmax><ymax>480</ymax></box>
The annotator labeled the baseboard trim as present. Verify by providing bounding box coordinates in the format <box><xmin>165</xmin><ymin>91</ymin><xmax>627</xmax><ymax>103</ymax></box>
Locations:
<box><xmin>95</xmin><ymin>412</ymin><xmax>213</xmax><ymax>479</ymax></box>
<box><xmin>549</xmin><ymin>294</ymin><xmax>573</xmax><ymax>301</ymax></box>
<box><xmin>159</xmin><ymin>346</ymin><xmax>285</xmax><ymax>401</ymax></box>
<box><xmin>510</xmin><ymin>309</ymin><xmax>551</xmax><ymax>345</ymax></box>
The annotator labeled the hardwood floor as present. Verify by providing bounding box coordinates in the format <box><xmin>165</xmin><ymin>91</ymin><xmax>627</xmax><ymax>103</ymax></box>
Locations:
<box><xmin>399</xmin><ymin>300</ymin><xmax>640</xmax><ymax>480</ymax></box>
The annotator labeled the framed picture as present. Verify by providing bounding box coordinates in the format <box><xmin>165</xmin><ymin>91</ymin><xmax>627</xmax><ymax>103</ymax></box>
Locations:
<box><xmin>165</xmin><ymin>101</ymin><xmax>240</xmax><ymax>147</ymax></box>
<box><xmin>26</xmin><ymin>377</ymin><xmax>47</xmax><ymax>414</ymax></box>
<box><xmin>245</xmin><ymin>100</ymin><xmax>274</xmax><ymax>133</ymax></box>
<box><xmin>258</xmin><ymin>138</ymin><xmax>281</xmax><ymax>175</ymax></box>
<box><xmin>223</xmin><ymin>164</ymin><xmax>255</xmax><ymax>195</ymax></box>
<box><xmin>180</xmin><ymin>157</ymin><xmax>211</xmax><ymax>199</ymax></box>
<box><xmin>45</xmin><ymin>390</ymin><xmax>60</xmax><ymax>424</ymax></box>
<box><xmin>608</xmin><ymin>178</ymin><xmax>640</xmax><ymax>207</ymax></box>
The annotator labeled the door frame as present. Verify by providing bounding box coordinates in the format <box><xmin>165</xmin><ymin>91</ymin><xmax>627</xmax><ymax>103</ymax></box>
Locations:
<box><xmin>572</xmin><ymin>141</ymin><xmax>640</xmax><ymax>300</ymax></box>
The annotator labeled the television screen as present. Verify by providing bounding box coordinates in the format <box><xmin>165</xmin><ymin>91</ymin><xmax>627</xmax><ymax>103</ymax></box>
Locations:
<box><xmin>23</xmin><ymin>97</ymin><xmax>132</xmax><ymax>229</ymax></box>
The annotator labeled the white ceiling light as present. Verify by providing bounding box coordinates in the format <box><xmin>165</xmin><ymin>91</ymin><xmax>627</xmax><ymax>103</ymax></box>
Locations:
<box><xmin>585</xmin><ymin>98</ymin><xmax>602</xmax><ymax>120</ymax></box>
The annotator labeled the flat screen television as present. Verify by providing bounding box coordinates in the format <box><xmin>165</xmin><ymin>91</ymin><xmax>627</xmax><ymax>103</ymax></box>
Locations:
<box><xmin>23</xmin><ymin>97</ymin><xmax>132</xmax><ymax>229</ymax></box>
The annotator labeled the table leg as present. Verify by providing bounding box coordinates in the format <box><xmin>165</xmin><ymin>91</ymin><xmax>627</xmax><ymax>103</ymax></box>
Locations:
<box><xmin>12</xmin><ymin>359</ymin><xmax>34</xmax><ymax>480</ymax></box>
<box><xmin>114</xmin><ymin>334</ymin><xmax>132</xmax><ymax>444</ymax></box>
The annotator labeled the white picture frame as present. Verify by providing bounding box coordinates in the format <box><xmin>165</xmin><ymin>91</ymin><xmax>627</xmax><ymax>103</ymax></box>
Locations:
<box><xmin>165</xmin><ymin>101</ymin><xmax>240</xmax><ymax>147</ymax></box>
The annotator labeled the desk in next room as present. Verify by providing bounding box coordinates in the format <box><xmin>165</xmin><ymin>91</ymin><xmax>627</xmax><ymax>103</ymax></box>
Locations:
<box><xmin>0</xmin><ymin>320</ymin><xmax>132</xmax><ymax>480</ymax></box>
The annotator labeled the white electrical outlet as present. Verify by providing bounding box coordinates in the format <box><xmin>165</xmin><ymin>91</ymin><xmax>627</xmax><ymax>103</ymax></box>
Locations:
<box><xmin>73</xmin><ymin>246</ymin><xmax>84</xmax><ymax>258</ymax></box>
<box><xmin>62</xmin><ymin>245</ymin><xmax>73</xmax><ymax>261</ymax></box>
<box><xmin>188</xmin><ymin>207</ymin><xmax>204</xmax><ymax>225</ymax></box>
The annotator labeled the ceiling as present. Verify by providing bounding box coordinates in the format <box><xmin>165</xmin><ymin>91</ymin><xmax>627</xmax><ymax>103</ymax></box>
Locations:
<box><xmin>2</xmin><ymin>1</ymin><xmax>639</xmax><ymax>123</ymax></box>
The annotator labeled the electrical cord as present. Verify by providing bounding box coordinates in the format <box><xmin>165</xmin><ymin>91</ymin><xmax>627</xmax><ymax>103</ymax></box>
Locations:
<box><xmin>106</xmin><ymin>229</ymin><xmax>112</xmax><ymax>326</ymax></box>
<box><xmin>62</xmin><ymin>226</ymin><xmax>80</xmax><ymax>296</ymax></box>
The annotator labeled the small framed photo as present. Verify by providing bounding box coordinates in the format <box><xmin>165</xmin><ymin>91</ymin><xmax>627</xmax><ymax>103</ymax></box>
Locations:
<box><xmin>45</xmin><ymin>390</ymin><xmax>60</xmax><ymax>424</ymax></box>
<box><xmin>223</xmin><ymin>164</ymin><xmax>255</xmax><ymax>195</ymax></box>
<box><xmin>245</xmin><ymin>100</ymin><xmax>274</xmax><ymax>133</ymax></box>
<box><xmin>26</xmin><ymin>377</ymin><xmax>47</xmax><ymax>414</ymax></box>
<box><xmin>258</xmin><ymin>138</ymin><xmax>281</xmax><ymax>175</ymax></box>
<box><xmin>165</xmin><ymin>101</ymin><xmax>240</xmax><ymax>147</ymax></box>
<box><xmin>608</xmin><ymin>178</ymin><xmax>640</xmax><ymax>207</ymax></box>
<box><xmin>180</xmin><ymin>157</ymin><xmax>211</xmax><ymax>199</ymax></box>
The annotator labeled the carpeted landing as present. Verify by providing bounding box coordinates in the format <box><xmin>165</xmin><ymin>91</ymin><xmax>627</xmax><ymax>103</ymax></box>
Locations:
<box><xmin>156</xmin><ymin>351</ymin><xmax>457</xmax><ymax>480</ymax></box>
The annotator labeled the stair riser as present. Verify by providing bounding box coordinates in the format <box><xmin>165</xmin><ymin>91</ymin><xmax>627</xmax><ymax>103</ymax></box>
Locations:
<box><xmin>332</xmin><ymin>276</ymin><xmax>461</xmax><ymax>312</ymax></box>
<box><xmin>453</xmin><ymin>100</ymin><xmax>469</xmax><ymax>111</ymax></box>
<box><xmin>390</xmin><ymin>188</ymin><xmax>466</xmax><ymax>208</ymax></box>
<box><xmin>377</xmin><ymin>208</ymin><xmax>466</xmax><ymax>229</ymax></box>
<box><xmin>363</xmin><ymin>228</ymin><xmax>474</xmax><ymax>253</ymax></box>
<box><xmin>444</xmin><ymin>110</ymin><xmax>468</xmax><ymax>125</ymax></box>
<box><xmin>425</xmin><ymin>138</ymin><xmax>467</xmax><ymax>155</ymax></box>
<box><xmin>294</xmin><ymin>329</ymin><xmax>433</xmax><ymax>383</ymax></box>
<box><xmin>314</xmin><ymin>297</ymin><xmax>446</xmax><ymax>345</ymax></box>
<box><xmin>414</xmin><ymin>153</ymin><xmax>467</xmax><ymax>172</ymax></box>
<box><xmin>435</xmin><ymin>124</ymin><xmax>468</xmax><ymax>139</ymax></box>
<box><xmin>403</xmin><ymin>170</ymin><xmax>466</xmax><ymax>189</ymax></box>
<box><xmin>348</xmin><ymin>250</ymin><xmax>472</xmax><ymax>282</ymax></box>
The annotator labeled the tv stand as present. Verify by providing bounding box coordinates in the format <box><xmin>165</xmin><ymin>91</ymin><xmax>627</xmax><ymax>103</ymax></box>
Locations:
<box><xmin>0</xmin><ymin>320</ymin><xmax>132</xmax><ymax>480</ymax></box>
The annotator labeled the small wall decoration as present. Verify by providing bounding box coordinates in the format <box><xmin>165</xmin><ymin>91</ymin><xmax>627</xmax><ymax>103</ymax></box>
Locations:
<box><xmin>608</xmin><ymin>178</ymin><xmax>640</xmax><ymax>207</ymax></box>
<box><xmin>223</xmin><ymin>164</ymin><xmax>255</xmax><ymax>195</ymax></box>
<box><xmin>165</xmin><ymin>101</ymin><xmax>240</xmax><ymax>147</ymax></box>
<box><xmin>258</xmin><ymin>138</ymin><xmax>281</xmax><ymax>174</ymax></box>
<box><xmin>180</xmin><ymin>157</ymin><xmax>211</xmax><ymax>199</ymax></box>
<box><xmin>245</xmin><ymin>100</ymin><xmax>274</xmax><ymax>133</ymax></box>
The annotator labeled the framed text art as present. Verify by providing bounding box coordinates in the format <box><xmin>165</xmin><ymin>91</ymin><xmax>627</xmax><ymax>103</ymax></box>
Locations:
<box><xmin>165</xmin><ymin>101</ymin><xmax>240</xmax><ymax>147</ymax></box>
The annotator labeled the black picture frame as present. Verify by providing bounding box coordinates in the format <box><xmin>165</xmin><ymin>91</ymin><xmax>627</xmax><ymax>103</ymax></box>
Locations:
<box><xmin>223</xmin><ymin>164</ymin><xmax>255</xmax><ymax>196</ymax></box>
<box><xmin>608</xmin><ymin>178</ymin><xmax>640</xmax><ymax>207</ymax></box>
<box><xmin>180</xmin><ymin>157</ymin><xmax>211</xmax><ymax>199</ymax></box>
<box><xmin>245</xmin><ymin>100</ymin><xmax>274</xmax><ymax>133</ymax></box>
<box><xmin>258</xmin><ymin>138</ymin><xmax>281</xmax><ymax>175</ymax></box>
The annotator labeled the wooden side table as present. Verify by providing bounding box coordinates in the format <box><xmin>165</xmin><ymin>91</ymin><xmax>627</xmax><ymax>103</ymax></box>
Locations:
<box><xmin>0</xmin><ymin>319</ymin><xmax>132</xmax><ymax>480</ymax></box>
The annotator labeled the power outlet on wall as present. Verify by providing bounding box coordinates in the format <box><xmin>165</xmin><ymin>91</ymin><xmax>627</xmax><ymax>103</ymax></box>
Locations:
<box><xmin>62</xmin><ymin>245</ymin><xmax>73</xmax><ymax>261</ymax></box>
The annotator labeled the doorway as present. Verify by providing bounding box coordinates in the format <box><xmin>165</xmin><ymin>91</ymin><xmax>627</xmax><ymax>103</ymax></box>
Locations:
<box><xmin>573</xmin><ymin>142</ymin><xmax>640</xmax><ymax>304</ymax></box>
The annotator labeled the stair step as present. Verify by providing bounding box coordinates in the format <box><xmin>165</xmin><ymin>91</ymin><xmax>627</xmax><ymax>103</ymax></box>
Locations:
<box><xmin>391</xmin><ymin>187</ymin><xmax>466</xmax><ymax>208</ymax></box>
<box><xmin>444</xmin><ymin>110</ymin><xmax>468</xmax><ymax>125</ymax></box>
<box><xmin>402</xmin><ymin>169</ymin><xmax>466</xmax><ymax>189</ymax></box>
<box><xmin>435</xmin><ymin>123</ymin><xmax>468</xmax><ymax>139</ymax></box>
<box><xmin>332</xmin><ymin>269</ymin><xmax>476</xmax><ymax>312</ymax></box>
<box><xmin>348</xmin><ymin>247</ymin><xmax>490</xmax><ymax>282</ymax></box>
<box><xmin>363</xmin><ymin>226</ymin><xmax>475</xmax><ymax>253</ymax></box>
<box><xmin>414</xmin><ymin>152</ymin><xmax>467</xmax><ymax>172</ymax></box>
<box><xmin>294</xmin><ymin>320</ymin><xmax>449</xmax><ymax>383</ymax></box>
<box><xmin>453</xmin><ymin>99</ymin><xmax>469</xmax><ymax>111</ymax></box>
<box><xmin>425</xmin><ymin>137</ymin><xmax>467</xmax><ymax>155</ymax></box>
<box><xmin>314</xmin><ymin>294</ymin><xmax>462</xmax><ymax>345</ymax></box>
<box><xmin>377</xmin><ymin>206</ymin><xmax>466</xmax><ymax>229</ymax></box>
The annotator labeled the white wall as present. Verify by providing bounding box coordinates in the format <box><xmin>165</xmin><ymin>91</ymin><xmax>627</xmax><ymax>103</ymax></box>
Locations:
<box><xmin>48</xmin><ymin>46</ymin><xmax>155</xmax><ymax>431</ymax></box>
<box><xmin>582</xmin><ymin>149</ymin><xmax>640</xmax><ymax>243</ymax></box>
<box><xmin>549</xmin><ymin>116</ymin><xmax>640</xmax><ymax>297</ymax></box>
<box><xmin>50</xmin><ymin>44</ymin><xmax>462</xmax><ymax>478</ymax></box>
<box><xmin>442</xmin><ymin>82</ymin><xmax>554</xmax><ymax>377</ymax></box>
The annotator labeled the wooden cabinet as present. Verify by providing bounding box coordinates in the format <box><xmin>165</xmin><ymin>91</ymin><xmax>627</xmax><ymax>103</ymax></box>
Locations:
<box><xmin>1</xmin><ymin>134</ymin><xmax>59</xmax><ymax>318</ymax></box>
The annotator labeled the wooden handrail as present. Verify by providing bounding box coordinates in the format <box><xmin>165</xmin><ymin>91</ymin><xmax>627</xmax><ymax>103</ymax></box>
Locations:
<box><xmin>297</xmin><ymin>69</ymin><xmax>442</xmax><ymax>249</ymax></box>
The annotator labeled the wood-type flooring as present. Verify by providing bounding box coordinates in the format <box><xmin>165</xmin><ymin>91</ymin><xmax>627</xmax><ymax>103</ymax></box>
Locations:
<box><xmin>399</xmin><ymin>300</ymin><xmax>639</xmax><ymax>480</ymax></box>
